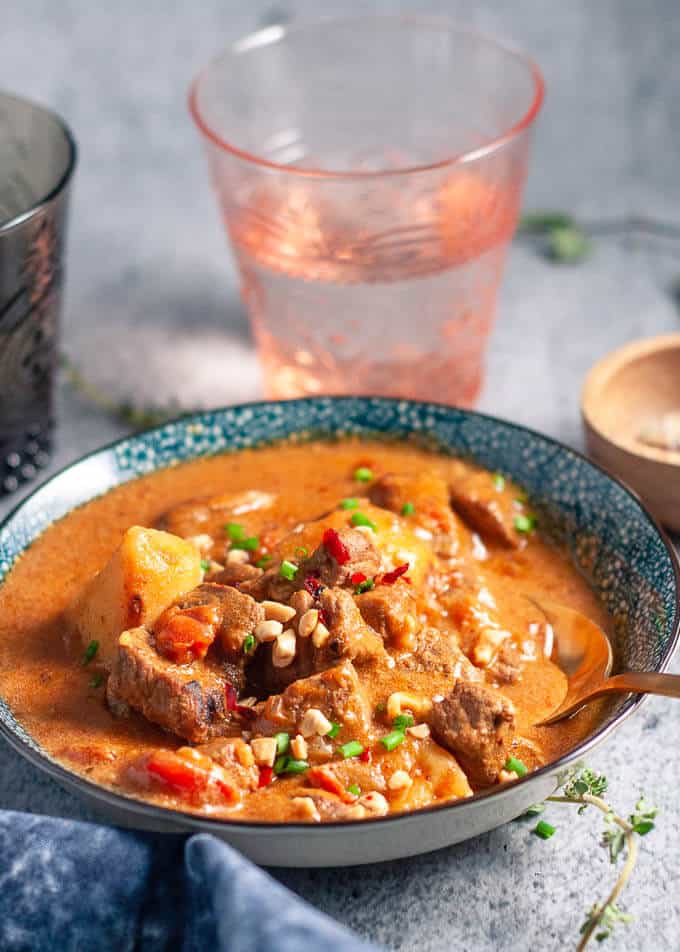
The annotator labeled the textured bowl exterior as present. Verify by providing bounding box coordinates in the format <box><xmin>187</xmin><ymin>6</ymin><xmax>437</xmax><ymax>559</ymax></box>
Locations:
<box><xmin>0</xmin><ymin>397</ymin><xmax>677</xmax><ymax>866</ymax></box>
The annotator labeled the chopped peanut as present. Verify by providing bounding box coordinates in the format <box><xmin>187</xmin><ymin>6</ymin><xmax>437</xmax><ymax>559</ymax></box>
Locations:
<box><xmin>498</xmin><ymin>769</ymin><xmax>519</xmax><ymax>783</ymax></box>
<box><xmin>311</xmin><ymin>621</ymin><xmax>330</xmax><ymax>648</ymax></box>
<box><xmin>388</xmin><ymin>770</ymin><xmax>412</xmax><ymax>791</ymax></box>
<box><xmin>298</xmin><ymin>608</ymin><xmax>319</xmax><ymax>639</ymax></box>
<box><xmin>226</xmin><ymin>548</ymin><xmax>250</xmax><ymax>564</ymax></box>
<box><xmin>359</xmin><ymin>791</ymin><xmax>389</xmax><ymax>816</ymax></box>
<box><xmin>386</xmin><ymin>691</ymin><xmax>433</xmax><ymax>721</ymax></box>
<box><xmin>254</xmin><ymin>619</ymin><xmax>283</xmax><ymax>643</ymax></box>
<box><xmin>300</xmin><ymin>707</ymin><xmax>333</xmax><ymax>738</ymax></box>
<box><xmin>272</xmin><ymin>629</ymin><xmax>296</xmax><ymax>668</ymax></box>
<box><xmin>187</xmin><ymin>534</ymin><xmax>213</xmax><ymax>555</ymax></box>
<box><xmin>262</xmin><ymin>600</ymin><xmax>297</xmax><ymax>624</ymax></box>
<box><xmin>406</xmin><ymin>723</ymin><xmax>431</xmax><ymax>740</ymax></box>
<box><xmin>290</xmin><ymin>734</ymin><xmax>308</xmax><ymax>760</ymax></box>
<box><xmin>251</xmin><ymin>737</ymin><xmax>277</xmax><ymax>767</ymax></box>
<box><xmin>291</xmin><ymin>796</ymin><xmax>321</xmax><ymax>823</ymax></box>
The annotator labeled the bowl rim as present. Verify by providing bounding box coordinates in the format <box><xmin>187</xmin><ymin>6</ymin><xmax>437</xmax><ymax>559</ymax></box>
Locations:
<box><xmin>0</xmin><ymin>396</ymin><xmax>678</xmax><ymax>834</ymax></box>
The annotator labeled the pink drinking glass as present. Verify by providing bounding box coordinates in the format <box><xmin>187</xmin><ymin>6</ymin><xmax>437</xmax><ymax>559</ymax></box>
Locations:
<box><xmin>190</xmin><ymin>17</ymin><xmax>544</xmax><ymax>406</ymax></box>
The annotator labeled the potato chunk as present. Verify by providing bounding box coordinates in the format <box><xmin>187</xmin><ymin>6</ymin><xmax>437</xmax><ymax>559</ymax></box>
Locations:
<box><xmin>66</xmin><ymin>526</ymin><xmax>202</xmax><ymax>668</ymax></box>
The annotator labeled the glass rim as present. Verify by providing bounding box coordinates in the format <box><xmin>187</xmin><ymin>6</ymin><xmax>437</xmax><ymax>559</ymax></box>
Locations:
<box><xmin>189</xmin><ymin>14</ymin><xmax>545</xmax><ymax>180</ymax></box>
<box><xmin>0</xmin><ymin>90</ymin><xmax>77</xmax><ymax>236</ymax></box>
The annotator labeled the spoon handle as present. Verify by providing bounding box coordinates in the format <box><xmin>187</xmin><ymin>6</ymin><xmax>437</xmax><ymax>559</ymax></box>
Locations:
<box><xmin>604</xmin><ymin>671</ymin><xmax>680</xmax><ymax>698</ymax></box>
<box><xmin>540</xmin><ymin>672</ymin><xmax>680</xmax><ymax>725</ymax></box>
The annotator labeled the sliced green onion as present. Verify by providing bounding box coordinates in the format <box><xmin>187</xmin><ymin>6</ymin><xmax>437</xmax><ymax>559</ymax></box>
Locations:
<box><xmin>225</xmin><ymin>522</ymin><xmax>246</xmax><ymax>541</ymax></box>
<box><xmin>493</xmin><ymin>473</ymin><xmax>505</xmax><ymax>491</ymax></box>
<box><xmin>232</xmin><ymin>536</ymin><xmax>259</xmax><ymax>552</ymax></box>
<box><xmin>338</xmin><ymin>740</ymin><xmax>365</xmax><ymax>759</ymax></box>
<box><xmin>353</xmin><ymin>467</ymin><xmax>374</xmax><ymax>483</ymax></box>
<box><xmin>350</xmin><ymin>512</ymin><xmax>377</xmax><ymax>531</ymax></box>
<box><xmin>279</xmin><ymin>560</ymin><xmax>298</xmax><ymax>581</ymax></box>
<box><xmin>273</xmin><ymin>754</ymin><xmax>288</xmax><ymax>775</ymax></box>
<box><xmin>400</xmin><ymin>501</ymin><xmax>415</xmax><ymax>516</ymax></box>
<box><xmin>392</xmin><ymin>713</ymin><xmax>415</xmax><ymax>731</ymax></box>
<box><xmin>255</xmin><ymin>555</ymin><xmax>272</xmax><ymax>569</ymax></box>
<box><xmin>504</xmin><ymin>756</ymin><xmax>529</xmax><ymax>777</ymax></box>
<box><xmin>326</xmin><ymin>722</ymin><xmax>341</xmax><ymax>739</ymax></box>
<box><xmin>242</xmin><ymin>634</ymin><xmax>256</xmax><ymax>654</ymax></box>
<box><xmin>514</xmin><ymin>514</ymin><xmax>537</xmax><ymax>534</ymax></box>
<box><xmin>280</xmin><ymin>758</ymin><xmax>309</xmax><ymax>775</ymax></box>
<box><xmin>294</xmin><ymin>546</ymin><xmax>309</xmax><ymax>559</ymax></box>
<box><xmin>340</xmin><ymin>498</ymin><xmax>360</xmax><ymax>510</ymax></box>
<box><xmin>200</xmin><ymin>559</ymin><xmax>211</xmax><ymax>572</ymax></box>
<box><xmin>89</xmin><ymin>673</ymin><xmax>104</xmax><ymax>689</ymax></box>
<box><xmin>381</xmin><ymin>730</ymin><xmax>406</xmax><ymax>752</ymax></box>
<box><xmin>533</xmin><ymin>820</ymin><xmax>556</xmax><ymax>840</ymax></box>
<box><xmin>355</xmin><ymin>578</ymin><xmax>375</xmax><ymax>595</ymax></box>
<box><xmin>523</xmin><ymin>803</ymin><xmax>545</xmax><ymax>817</ymax></box>
<box><xmin>347</xmin><ymin>784</ymin><xmax>361</xmax><ymax>797</ymax></box>
<box><xmin>275</xmin><ymin>732</ymin><xmax>290</xmax><ymax>755</ymax></box>
<box><xmin>82</xmin><ymin>640</ymin><xmax>99</xmax><ymax>666</ymax></box>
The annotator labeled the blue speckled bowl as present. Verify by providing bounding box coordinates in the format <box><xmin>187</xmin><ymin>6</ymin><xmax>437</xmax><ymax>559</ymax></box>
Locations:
<box><xmin>0</xmin><ymin>397</ymin><xmax>677</xmax><ymax>866</ymax></box>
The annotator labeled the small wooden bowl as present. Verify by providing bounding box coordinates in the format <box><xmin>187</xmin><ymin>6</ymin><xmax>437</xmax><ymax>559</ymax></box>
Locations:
<box><xmin>582</xmin><ymin>334</ymin><xmax>680</xmax><ymax>532</ymax></box>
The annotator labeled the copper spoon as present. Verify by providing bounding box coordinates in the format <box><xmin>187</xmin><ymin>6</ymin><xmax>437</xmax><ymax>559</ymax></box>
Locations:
<box><xmin>530</xmin><ymin>597</ymin><xmax>680</xmax><ymax>726</ymax></box>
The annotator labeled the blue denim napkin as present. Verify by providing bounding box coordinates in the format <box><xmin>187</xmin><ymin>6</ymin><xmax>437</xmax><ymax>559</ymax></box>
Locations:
<box><xmin>0</xmin><ymin>810</ymin><xmax>379</xmax><ymax>952</ymax></box>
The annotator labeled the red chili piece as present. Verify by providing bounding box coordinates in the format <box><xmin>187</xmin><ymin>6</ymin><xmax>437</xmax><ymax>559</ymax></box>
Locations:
<box><xmin>381</xmin><ymin>563</ymin><xmax>410</xmax><ymax>585</ymax></box>
<box><xmin>359</xmin><ymin>748</ymin><xmax>371</xmax><ymax>764</ymax></box>
<box><xmin>304</xmin><ymin>574</ymin><xmax>325</xmax><ymax>599</ymax></box>
<box><xmin>258</xmin><ymin>766</ymin><xmax>274</xmax><ymax>788</ymax></box>
<box><xmin>322</xmin><ymin>528</ymin><xmax>351</xmax><ymax>565</ymax></box>
<box><xmin>225</xmin><ymin>683</ymin><xmax>237</xmax><ymax>712</ymax></box>
<box><xmin>351</xmin><ymin>572</ymin><xmax>367</xmax><ymax>585</ymax></box>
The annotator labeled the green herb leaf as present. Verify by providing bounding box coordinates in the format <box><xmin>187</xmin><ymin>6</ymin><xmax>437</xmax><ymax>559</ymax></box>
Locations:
<box><xmin>381</xmin><ymin>730</ymin><xmax>406</xmax><ymax>752</ymax></box>
<box><xmin>279</xmin><ymin>560</ymin><xmax>298</xmax><ymax>581</ymax></box>
<box><xmin>350</xmin><ymin>512</ymin><xmax>377</xmax><ymax>531</ymax></box>
<box><xmin>548</xmin><ymin>225</ymin><xmax>592</xmax><ymax>263</ymax></box>
<box><xmin>533</xmin><ymin>820</ymin><xmax>556</xmax><ymax>840</ymax></box>
<box><xmin>355</xmin><ymin>578</ymin><xmax>375</xmax><ymax>595</ymax></box>
<box><xmin>347</xmin><ymin>783</ymin><xmax>361</xmax><ymax>797</ymax></box>
<box><xmin>275</xmin><ymin>732</ymin><xmax>290</xmax><ymax>755</ymax></box>
<box><xmin>393</xmin><ymin>713</ymin><xmax>415</xmax><ymax>731</ymax></box>
<box><xmin>82</xmin><ymin>640</ymin><xmax>99</xmax><ymax>666</ymax></box>
<box><xmin>338</xmin><ymin>740</ymin><xmax>365</xmax><ymax>759</ymax></box>
<box><xmin>225</xmin><ymin>522</ymin><xmax>246</xmax><ymax>542</ymax></box>
<box><xmin>519</xmin><ymin>211</ymin><xmax>575</xmax><ymax>234</ymax></box>
<box><xmin>514</xmin><ymin>513</ymin><xmax>537</xmax><ymax>534</ymax></box>
<box><xmin>242</xmin><ymin>634</ymin><xmax>256</xmax><ymax>654</ymax></box>
<box><xmin>504</xmin><ymin>756</ymin><xmax>529</xmax><ymax>777</ymax></box>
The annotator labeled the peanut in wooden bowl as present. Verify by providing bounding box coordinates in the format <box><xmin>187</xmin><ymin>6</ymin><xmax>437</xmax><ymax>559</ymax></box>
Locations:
<box><xmin>581</xmin><ymin>333</ymin><xmax>680</xmax><ymax>532</ymax></box>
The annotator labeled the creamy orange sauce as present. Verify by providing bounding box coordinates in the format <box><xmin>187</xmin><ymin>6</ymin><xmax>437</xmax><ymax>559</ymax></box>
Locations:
<box><xmin>0</xmin><ymin>439</ymin><xmax>610</xmax><ymax>821</ymax></box>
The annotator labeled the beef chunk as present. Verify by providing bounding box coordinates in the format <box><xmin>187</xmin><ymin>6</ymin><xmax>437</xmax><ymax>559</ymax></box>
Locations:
<box><xmin>303</xmin><ymin>528</ymin><xmax>381</xmax><ymax>588</ymax></box>
<box><xmin>253</xmin><ymin>662</ymin><xmax>371</xmax><ymax>742</ymax></box>
<box><xmin>155</xmin><ymin>583</ymin><xmax>264</xmax><ymax>664</ymax></box>
<box><xmin>107</xmin><ymin>627</ymin><xmax>234</xmax><ymax>743</ymax></box>
<box><xmin>449</xmin><ymin>471</ymin><xmax>522</xmax><ymax>548</ymax></box>
<box><xmin>489</xmin><ymin>640</ymin><xmax>523</xmax><ymax>685</ymax></box>
<box><xmin>318</xmin><ymin>587</ymin><xmax>385</xmax><ymax>666</ymax></box>
<box><xmin>158</xmin><ymin>490</ymin><xmax>276</xmax><ymax>540</ymax></box>
<box><xmin>429</xmin><ymin>681</ymin><xmax>515</xmax><ymax>786</ymax></box>
<box><xmin>370</xmin><ymin>472</ymin><xmax>467</xmax><ymax>557</ymax></box>
<box><xmin>238</xmin><ymin>564</ymin><xmax>297</xmax><ymax>604</ymax></box>
<box><xmin>250</xmin><ymin>587</ymin><xmax>385</xmax><ymax>696</ymax></box>
<box><xmin>356</xmin><ymin>583</ymin><xmax>419</xmax><ymax>649</ymax></box>
<box><xmin>212</xmin><ymin>562</ymin><xmax>263</xmax><ymax>587</ymax></box>
<box><xmin>396</xmin><ymin>626</ymin><xmax>482</xmax><ymax>681</ymax></box>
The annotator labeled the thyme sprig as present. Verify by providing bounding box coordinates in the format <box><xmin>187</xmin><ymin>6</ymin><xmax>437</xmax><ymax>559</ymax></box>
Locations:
<box><xmin>534</xmin><ymin>767</ymin><xmax>659</xmax><ymax>950</ymax></box>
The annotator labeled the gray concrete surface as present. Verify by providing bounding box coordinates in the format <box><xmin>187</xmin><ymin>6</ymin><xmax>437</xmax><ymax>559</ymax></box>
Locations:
<box><xmin>1</xmin><ymin>2</ymin><xmax>680</xmax><ymax>949</ymax></box>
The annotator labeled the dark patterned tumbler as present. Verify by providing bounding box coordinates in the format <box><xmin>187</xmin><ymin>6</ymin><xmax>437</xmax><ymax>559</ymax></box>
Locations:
<box><xmin>0</xmin><ymin>92</ymin><xmax>76</xmax><ymax>493</ymax></box>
